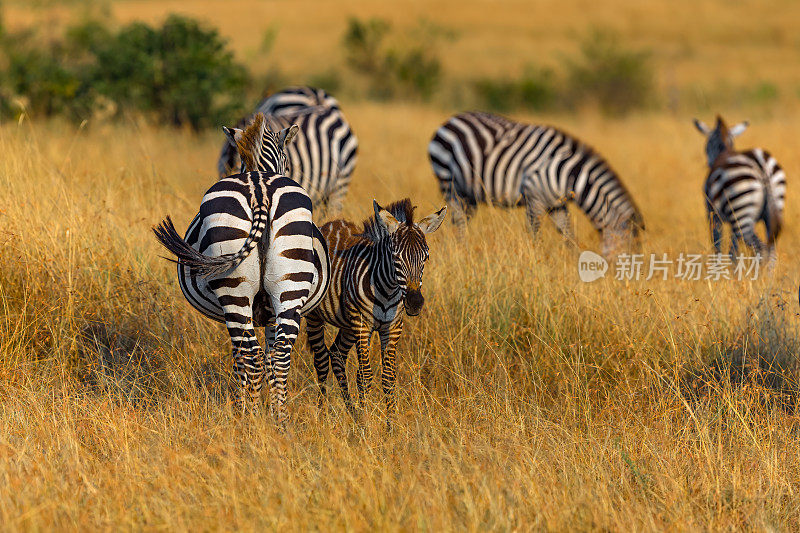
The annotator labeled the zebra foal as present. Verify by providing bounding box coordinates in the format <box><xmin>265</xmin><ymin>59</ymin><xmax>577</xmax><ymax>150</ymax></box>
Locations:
<box><xmin>305</xmin><ymin>199</ymin><xmax>446</xmax><ymax>427</ymax></box>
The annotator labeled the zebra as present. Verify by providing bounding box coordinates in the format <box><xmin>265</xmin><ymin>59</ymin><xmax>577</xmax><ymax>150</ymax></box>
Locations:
<box><xmin>694</xmin><ymin>116</ymin><xmax>785</xmax><ymax>265</ymax></box>
<box><xmin>428</xmin><ymin>111</ymin><xmax>644</xmax><ymax>255</ymax></box>
<box><xmin>218</xmin><ymin>86</ymin><xmax>358</xmax><ymax>215</ymax></box>
<box><xmin>305</xmin><ymin>199</ymin><xmax>446</xmax><ymax>427</ymax></box>
<box><xmin>153</xmin><ymin>114</ymin><xmax>330</xmax><ymax>424</ymax></box>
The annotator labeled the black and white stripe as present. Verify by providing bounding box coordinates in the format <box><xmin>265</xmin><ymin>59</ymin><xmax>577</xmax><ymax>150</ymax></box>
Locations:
<box><xmin>218</xmin><ymin>86</ymin><xmax>358</xmax><ymax>214</ymax></box>
<box><xmin>694</xmin><ymin>116</ymin><xmax>786</xmax><ymax>263</ymax></box>
<box><xmin>428</xmin><ymin>111</ymin><xmax>644</xmax><ymax>253</ymax></box>
<box><xmin>155</xmin><ymin>121</ymin><xmax>330</xmax><ymax>424</ymax></box>
<box><xmin>305</xmin><ymin>199</ymin><xmax>446</xmax><ymax>427</ymax></box>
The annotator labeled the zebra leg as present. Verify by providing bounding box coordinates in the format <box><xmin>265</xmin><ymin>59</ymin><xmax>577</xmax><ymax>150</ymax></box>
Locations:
<box><xmin>708</xmin><ymin>209</ymin><xmax>723</xmax><ymax>254</ymax></box>
<box><xmin>326</xmin><ymin>183</ymin><xmax>348</xmax><ymax>218</ymax></box>
<box><xmin>522</xmin><ymin>193</ymin><xmax>546</xmax><ymax>238</ymax></box>
<box><xmin>266</xmin><ymin>309</ymin><xmax>302</xmax><ymax>426</ymax></box>
<box><xmin>213</xmin><ymin>278</ymin><xmax>263</xmax><ymax>412</ymax></box>
<box><xmin>223</xmin><ymin>314</ymin><xmax>264</xmax><ymax>413</ymax></box>
<box><xmin>728</xmin><ymin>231</ymin><xmax>740</xmax><ymax>264</ymax></box>
<box><xmin>445</xmin><ymin>187</ymin><xmax>470</xmax><ymax>233</ymax></box>
<box><xmin>354</xmin><ymin>320</ymin><xmax>373</xmax><ymax>405</ymax></box>
<box><xmin>766</xmin><ymin>243</ymin><xmax>778</xmax><ymax>271</ymax></box>
<box><xmin>329</xmin><ymin>328</ymin><xmax>358</xmax><ymax>418</ymax></box>
<box><xmin>548</xmin><ymin>205</ymin><xmax>575</xmax><ymax>246</ymax></box>
<box><xmin>379</xmin><ymin>319</ymin><xmax>403</xmax><ymax>431</ymax></box>
<box><xmin>305</xmin><ymin>312</ymin><xmax>330</xmax><ymax>406</ymax></box>
<box><xmin>742</xmin><ymin>227</ymin><xmax>764</xmax><ymax>261</ymax></box>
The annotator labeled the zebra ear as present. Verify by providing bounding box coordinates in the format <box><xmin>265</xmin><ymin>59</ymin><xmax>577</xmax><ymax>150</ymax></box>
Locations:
<box><xmin>279</xmin><ymin>124</ymin><xmax>300</xmax><ymax>148</ymax></box>
<box><xmin>693</xmin><ymin>119</ymin><xmax>710</xmax><ymax>136</ymax></box>
<box><xmin>222</xmin><ymin>126</ymin><xmax>240</xmax><ymax>147</ymax></box>
<box><xmin>729</xmin><ymin>121</ymin><xmax>749</xmax><ymax>138</ymax></box>
<box><xmin>373</xmin><ymin>199</ymin><xmax>401</xmax><ymax>234</ymax></box>
<box><xmin>417</xmin><ymin>206</ymin><xmax>447</xmax><ymax>234</ymax></box>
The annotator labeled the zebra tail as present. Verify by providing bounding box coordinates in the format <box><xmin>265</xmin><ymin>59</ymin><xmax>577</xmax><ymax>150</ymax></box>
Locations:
<box><xmin>153</xmin><ymin>204</ymin><xmax>270</xmax><ymax>278</ymax></box>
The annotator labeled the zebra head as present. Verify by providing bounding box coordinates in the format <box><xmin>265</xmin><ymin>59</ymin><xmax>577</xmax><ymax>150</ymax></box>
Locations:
<box><xmin>222</xmin><ymin>113</ymin><xmax>299</xmax><ymax>175</ymax></box>
<box><xmin>693</xmin><ymin>116</ymin><xmax>748</xmax><ymax>168</ymax></box>
<box><xmin>372</xmin><ymin>199</ymin><xmax>447</xmax><ymax>317</ymax></box>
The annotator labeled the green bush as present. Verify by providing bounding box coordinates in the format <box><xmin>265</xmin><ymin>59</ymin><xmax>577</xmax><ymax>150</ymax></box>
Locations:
<box><xmin>0</xmin><ymin>29</ymin><xmax>90</xmax><ymax>119</ymax></box>
<box><xmin>342</xmin><ymin>17</ymin><xmax>445</xmax><ymax>101</ymax></box>
<box><xmin>0</xmin><ymin>15</ymin><xmax>249</xmax><ymax>129</ymax></box>
<box><xmin>566</xmin><ymin>29</ymin><xmax>654</xmax><ymax>115</ymax></box>
<box><xmin>474</xmin><ymin>67</ymin><xmax>557</xmax><ymax>112</ymax></box>
<box><xmin>385</xmin><ymin>46</ymin><xmax>441</xmax><ymax>100</ymax></box>
<box><xmin>84</xmin><ymin>15</ymin><xmax>248</xmax><ymax>129</ymax></box>
<box><xmin>342</xmin><ymin>17</ymin><xmax>390</xmax><ymax>76</ymax></box>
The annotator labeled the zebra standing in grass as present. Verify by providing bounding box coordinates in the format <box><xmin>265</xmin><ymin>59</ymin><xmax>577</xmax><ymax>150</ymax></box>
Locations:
<box><xmin>694</xmin><ymin>116</ymin><xmax>785</xmax><ymax>265</ymax></box>
<box><xmin>428</xmin><ymin>111</ymin><xmax>644</xmax><ymax>254</ymax></box>
<box><xmin>218</xmin><ymin>86</ymin><xmax>358</xmax><ymax>214</ymax></box>
<box><xmin>306</xmin><ymin>199</ymin><xmax>446</xmax><ymax>427</ymax></box>
<box><xmin>154</xmin><ymin>114</ymin><xmax>330</xmax><ymax>423</ymax></box>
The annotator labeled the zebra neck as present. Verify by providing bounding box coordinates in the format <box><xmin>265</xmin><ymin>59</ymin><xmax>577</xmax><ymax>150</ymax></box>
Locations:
<box><xmin>370</xmin><ymin>238</ymin><xmax>402</xmax><ymax>303</ymax></box>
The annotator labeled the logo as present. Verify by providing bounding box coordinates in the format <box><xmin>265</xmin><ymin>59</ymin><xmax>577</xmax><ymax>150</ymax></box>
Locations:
<box><xmin>578</xmin><ymin>250</ymin><xmax>608</xmax><ymax>282</ymax></box>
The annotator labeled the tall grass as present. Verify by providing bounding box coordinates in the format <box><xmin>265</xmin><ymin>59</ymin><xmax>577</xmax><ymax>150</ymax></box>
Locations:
<box><xmin>0</xmin><ymin>105</ymin><xmax>799</xmax><ymax>529</ymax></box>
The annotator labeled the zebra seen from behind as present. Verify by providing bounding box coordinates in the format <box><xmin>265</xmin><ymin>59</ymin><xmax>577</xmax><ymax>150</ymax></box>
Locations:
<box><xmin>154</xmin><ymin>114</ymin><xmax>330</xmax><ymax>424</ymax></box>
<box><xmin>306</xmin><ymin>199</ymin><xmax>446</xmax><ymax>428</ymax></box>
<box><xmin>218</xmin><ymin>86</ymin><xmax>358</xmax><ymax>215</ymax></box>
<box><xmin>694</xmin><ymin>116</ymin><xmax>785</xmax><ymax>265</ymax></box>
<box><xmin>428</xmin><ymin>111</ymin><xmax>644</xmax><ymax>255</ymax></box>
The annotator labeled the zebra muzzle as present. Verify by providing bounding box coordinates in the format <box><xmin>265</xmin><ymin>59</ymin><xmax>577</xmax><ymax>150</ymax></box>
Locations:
<box><xmin>404</xmin><ymin>289</ymin><xmax>425</xmax><ymax>316</ymax></box>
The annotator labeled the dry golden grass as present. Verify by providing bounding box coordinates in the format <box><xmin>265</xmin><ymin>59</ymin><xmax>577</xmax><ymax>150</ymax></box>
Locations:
<box><xmin>2</xmin><ymin>0</ymin><xmax>800</xmax><ymax>530</ymax></box>
<box><xmin>1</xmin><ymin>104</ymin><xmax>800</xmax><ymax>530</ymax></box>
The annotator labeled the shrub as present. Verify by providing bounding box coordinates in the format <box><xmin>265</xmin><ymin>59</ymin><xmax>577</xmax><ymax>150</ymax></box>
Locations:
<box><xmin>385</xmin><ymin>46</ymin><xmax>441</xmax><ymax>100</ymax></box>
<box><xmin>342</xmin><ymin>17</ymin><xmax>446</xmax><ymax>101</ymax></box>
<box><xmin>566</xmin><ymin>29</ymin><xmax>654</xmax><ymax>115</ymax></box>
<box><xmin>84</xmin><ymin>15</ymin><xmax>249</xmax><ymax>129</ymax></box>
<box><xmin>0</xmin><ymin>15</ymin><xmax>249</xmax><ymax>129</ymax></box>
<box><xmin>342</xmin><ymin>17</ymin><xmax>390</xmax><ymax>76</ymax></box>
<box><xmin>474</xmin><ymin>66</ymin><xmax>557</xmax><ymax>112</ymax></box>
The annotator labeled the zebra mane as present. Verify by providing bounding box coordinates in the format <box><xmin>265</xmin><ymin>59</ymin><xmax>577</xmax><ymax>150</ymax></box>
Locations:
<box><xmin>234</xmin><ymin>113</ymin><xmax>267</xmax><ymax>172</ymax></box>
<box><xmin>360</xmin><ymin>198</ymin><xmax>415</xmax><ymax>242</ymax></box>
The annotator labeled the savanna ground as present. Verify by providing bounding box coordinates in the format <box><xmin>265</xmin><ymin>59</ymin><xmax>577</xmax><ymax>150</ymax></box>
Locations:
<box><xmin>3</xmin><ymin>0</ymin><xmax>800</xmax><ymax>530</ymax></box>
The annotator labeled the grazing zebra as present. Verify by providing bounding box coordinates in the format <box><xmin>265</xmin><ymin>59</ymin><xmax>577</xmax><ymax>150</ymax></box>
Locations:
<box><xmin>218</xmin><ymin>86</ymin><xmax>358</xmax><ymax>214</ymax></box>
<box><xmin>428</xmin><ymin>111</ymin><xmax>644</xmax><ymax>255</ymax></box>
<box><xmin>694</xmin><ymin>116</ymin><xmax>785</xmax><ymax>265</ymax></box>
<box><xmin>154</xmin><ymin>115</ymin><xmax>330</xmax><ymax>424</ymax></box>
<box><xmin>305</xmin><ymin>199</ymin><xmax>446</xmax><ymax>427</ymax></box>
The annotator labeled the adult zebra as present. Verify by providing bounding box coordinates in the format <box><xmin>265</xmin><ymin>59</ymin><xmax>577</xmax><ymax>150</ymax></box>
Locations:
<box><xmin>306</xmin><ymin>199</ymin><xmax>446</xmax><ymax>428</ymax></box>
<box><xmin>694</xmin><ymin>116</ymin><xmax>785</xmax><ymax>265</ymax></box>
<box><xmin>154</xmin><ymin>115</ymin><xmax>330</xmax><ymax>424</ymax></box>
<box><xmin>218</xmin><ymin>86</ymin><xmax>358</xmax><ymax>214</ymax></box>
<box><xmin>428</xmin><ymin>111</ymin><xmax>644</xmax><ymax>254</ymax></box>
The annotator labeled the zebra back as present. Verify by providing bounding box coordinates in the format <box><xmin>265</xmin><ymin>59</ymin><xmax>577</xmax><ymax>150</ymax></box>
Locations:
<box><xmin>255</xmin><ymin>86</ymin><xmax>340</xmax><ymax>116</ymax></box>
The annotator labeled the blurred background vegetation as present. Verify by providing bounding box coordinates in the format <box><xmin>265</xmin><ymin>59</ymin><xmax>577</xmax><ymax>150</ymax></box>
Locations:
<box><xmin>0</xmin><ymin>0</ymin><xmax>794</xmax><ymax>126</ymax></box>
